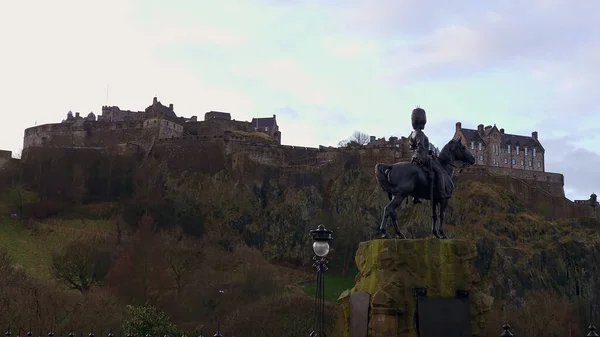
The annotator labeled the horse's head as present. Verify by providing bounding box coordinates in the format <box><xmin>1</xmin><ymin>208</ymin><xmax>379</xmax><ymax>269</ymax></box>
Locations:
<box><xmin>446</xmin><ymin>138</ymin><xmax>475</xmax><ymax>165</ymax></box>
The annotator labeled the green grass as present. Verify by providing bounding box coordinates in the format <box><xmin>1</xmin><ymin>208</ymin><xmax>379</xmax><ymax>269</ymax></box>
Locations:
<box><xmin>303</xmin><ymin>272</ymin><xmax>357</xmax><ymax>302</ymax></box>
<box><xmin>0</xmin><ymin>216</ymin><xmax>114</xmax><ymax>279</ymax></box>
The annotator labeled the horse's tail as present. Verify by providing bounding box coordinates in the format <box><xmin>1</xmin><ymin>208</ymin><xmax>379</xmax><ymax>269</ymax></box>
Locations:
<box><xmin>375</xmin><ymin>163</ymin><xmax>395</xmax><ymax>194</ymax></box>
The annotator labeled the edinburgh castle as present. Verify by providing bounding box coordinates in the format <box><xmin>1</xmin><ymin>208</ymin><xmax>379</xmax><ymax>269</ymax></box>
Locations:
<box><xmin>7</xmin><ymin>96</ymin><xmax>598</xmax><ymax>217</ymax></box>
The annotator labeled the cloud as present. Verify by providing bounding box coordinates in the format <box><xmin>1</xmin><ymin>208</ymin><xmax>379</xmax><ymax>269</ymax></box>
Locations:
<box><xmin>543</xmin><ymin>136</ymin><xmax>600</xmax><ymax>200</ymax></box>
<box><xmin>1</xmin><ymin>0</ymin><xmax>599</xmax><ymax>200</ymax></box>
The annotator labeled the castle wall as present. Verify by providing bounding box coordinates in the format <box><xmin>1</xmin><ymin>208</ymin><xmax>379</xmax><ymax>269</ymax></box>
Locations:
<box><xmin>184</xmin><ymin>119</ymin><xmax>252</xmax><ymax>136</ymax></box>
<box><xmin>100</xmin><ymin>106</ymin><xmax>146</xmax><ymax>122</ymax></box>
<box><xmin>481</xmin><ymin>166</ymin><xmax>563</xmax><ymax>197</ymax></box>
<box><xmin>0</xmin><ymin>150</ymin><xmax>12</xmax><ymax>169</ymax></box>
<box><xmin>158</xmin><ymin>119</ymin><xmax>184</xmax><ymax>139</ymax></box>
<box><xmin>23</xmin><ymin>121</ymin><xmax>157</xmax><ymax>150</ymax></box>
<box><xmin>455</xmin><ymin>167</ymin><xmax>586</xmax><ymax>219</ymax></box>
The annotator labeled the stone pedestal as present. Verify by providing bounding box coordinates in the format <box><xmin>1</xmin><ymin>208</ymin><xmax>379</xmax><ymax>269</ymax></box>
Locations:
<box><xmin>334</xmin><ymin>238</ymin><xmax>493</xmax><ymax>337</ymax></box>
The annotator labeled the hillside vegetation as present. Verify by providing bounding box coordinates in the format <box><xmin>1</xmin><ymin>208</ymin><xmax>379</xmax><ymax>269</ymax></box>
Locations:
<box><xmin>0</xmin><ymin>153</ymin><xmax>598</xmax><ymax>336</ymax></box>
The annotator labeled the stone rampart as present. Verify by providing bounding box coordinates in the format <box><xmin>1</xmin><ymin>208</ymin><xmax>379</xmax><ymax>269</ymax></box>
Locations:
<box><xmin>461</xmin><ymin>166</ymin><xmax>564</xmax><ymax>197</ymax></box>
<box><xmin>24</xmin><ymin>121</ymin><xmax>155</xmax><ymax>149</ymax></box>
<box><xmin>0</xmin><ymin>150</ymin><xmax>12</xmax><ymax>169</ymax></box>
<box><xmin>184</xmin><ymin>118</ymin><xmax>253</xmax><ymax>136</ymax></box>
<box><xmin>455</xmin><ymin>167</ymin><xmax>596</xmax><ymax>219</ymax></box>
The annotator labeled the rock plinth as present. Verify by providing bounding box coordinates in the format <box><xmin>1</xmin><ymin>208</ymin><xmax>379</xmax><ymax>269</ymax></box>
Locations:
<box><xmin>334</xmin><ymin>238</ymin><xmax>493</xmax><ymax>337</ymax></box>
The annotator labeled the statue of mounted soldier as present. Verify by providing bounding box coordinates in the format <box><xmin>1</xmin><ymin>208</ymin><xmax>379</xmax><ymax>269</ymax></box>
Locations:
<box><xmin>375</xmin><ymin>107</ymin><xmax>476</xmax><ymax>239</ymax></box>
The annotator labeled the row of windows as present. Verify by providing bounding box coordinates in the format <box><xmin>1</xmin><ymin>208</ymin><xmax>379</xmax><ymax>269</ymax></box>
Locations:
<box><xmin>471</xmin><ymin>141</ymin><xmax>537</xmax><ymax>156</ymax></box>
<box><xmin>480</xmin><ymin>155</ymin><xmax>542</xmax><ymax>168</ymax></box>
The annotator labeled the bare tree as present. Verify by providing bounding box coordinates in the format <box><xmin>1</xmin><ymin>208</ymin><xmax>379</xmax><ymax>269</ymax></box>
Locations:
<box><xmin>50</xmin><ymin>237</ymin><xmax>115</xmax><ymax>292</ymax></box>
<box><xmin>338</xmin><ymin>131</ymin><xmax>370</xmax><ymax>147</ymax></box>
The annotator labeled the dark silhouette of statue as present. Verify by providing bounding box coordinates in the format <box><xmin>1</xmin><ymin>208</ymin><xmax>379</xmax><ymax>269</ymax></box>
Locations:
<box><xmin>409</xmin><ymin>107</ymin><xmax>450</xmax><ymax>204</ymax></box>
<box><xmin>374</xmin><ymin>107</ymin><xmax>476</xmax><ymax>239</ymax></box>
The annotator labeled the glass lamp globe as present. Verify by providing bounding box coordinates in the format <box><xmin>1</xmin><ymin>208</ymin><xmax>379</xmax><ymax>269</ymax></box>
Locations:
<box><xmin>312</xmin><ymin>240</ymin><xmax>330</xmax><ymax>257</ymax></box>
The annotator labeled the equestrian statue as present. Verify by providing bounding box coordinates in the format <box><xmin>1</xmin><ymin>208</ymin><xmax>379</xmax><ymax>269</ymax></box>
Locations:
<box><xmin>374</xmin><ymin>107</ymin><xmax>476</xmax><ymax>239</ymax></box>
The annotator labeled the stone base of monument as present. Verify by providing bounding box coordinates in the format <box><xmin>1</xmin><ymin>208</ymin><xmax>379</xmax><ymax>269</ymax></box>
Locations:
<box><xmin>333</xmin><ymin>238</ymin><xmax>494</xmax><ymax>337</ymax></box>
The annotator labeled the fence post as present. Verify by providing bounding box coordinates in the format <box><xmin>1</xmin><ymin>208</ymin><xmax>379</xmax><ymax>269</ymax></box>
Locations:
<box><xmin>588</xmin><ymin>324</ymin><xmax>598</xmax><ymax>337</ymax></box>
<box><xmin>501</xmin><ymin>323</ymin><xmax>513</xmax><ymax>337</ymax></box>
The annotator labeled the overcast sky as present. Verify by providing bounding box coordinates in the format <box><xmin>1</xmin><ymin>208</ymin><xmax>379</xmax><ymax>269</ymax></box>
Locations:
<box><xmin>1</xmin><ymin>0</ymin><xmax>599</xmax><ymax>201</ymax></box>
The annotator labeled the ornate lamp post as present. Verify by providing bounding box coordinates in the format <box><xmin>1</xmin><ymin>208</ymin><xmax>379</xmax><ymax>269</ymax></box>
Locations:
<box><xmin>309</xmin><ymin>224</ymin><xmax>333</xmax><ymax>337</ymax></box>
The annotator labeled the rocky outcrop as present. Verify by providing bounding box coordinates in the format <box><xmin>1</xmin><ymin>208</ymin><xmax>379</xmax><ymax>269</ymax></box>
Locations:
<box><xmin>334</xmin><ymin>238</ymin><xmax>493</xmax><ymax>337</ymax></box>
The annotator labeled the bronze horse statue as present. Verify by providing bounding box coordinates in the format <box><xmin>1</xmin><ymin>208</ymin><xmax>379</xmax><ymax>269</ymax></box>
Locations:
<box><xmin>375</xmin><ymin>138</ymin><xmax>475</xmax><ymax>239</ymax></box>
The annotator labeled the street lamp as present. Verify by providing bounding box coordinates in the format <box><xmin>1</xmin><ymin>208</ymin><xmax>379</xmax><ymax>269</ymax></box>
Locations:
<box><xmin>309</xmin><ymin>224</ymin><xmax>333</xmax><ymax>337</ymax></box>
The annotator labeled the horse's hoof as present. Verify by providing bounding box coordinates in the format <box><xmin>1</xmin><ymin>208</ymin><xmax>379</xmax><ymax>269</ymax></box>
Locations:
<box><xmin>380</xmin><ymin>231</ymin><xmax>392</xmax><ymax>239</ymax></box>
<box><xmin>439</xmin><ymin>231</ymin><xmax>449</xmax><ymax>240</ymax></box>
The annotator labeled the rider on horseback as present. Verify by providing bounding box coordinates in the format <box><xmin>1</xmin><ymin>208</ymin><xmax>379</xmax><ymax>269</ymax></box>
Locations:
<box><xmin>409</xmin><ymin>107</ymin><xmax>450</xmax><ymax>204</ymax></box>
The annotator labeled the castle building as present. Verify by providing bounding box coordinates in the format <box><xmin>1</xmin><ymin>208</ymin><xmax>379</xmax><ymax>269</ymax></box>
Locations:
<box><xmin>454</xmin><ymin>122</ymin><xmax>545</xmax><ymax>172</ymax></box>
<box><xmin>23</xmin><ymin>96</ymin><xmax>281</xmax><ymax>151</ymax></box>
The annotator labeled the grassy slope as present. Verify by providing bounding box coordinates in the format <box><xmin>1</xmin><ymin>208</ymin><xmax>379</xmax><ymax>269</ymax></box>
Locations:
<box><xmin>0</xmin><ymin>216</ymin><xmax>114</xmax><ymax>278</ymax></box>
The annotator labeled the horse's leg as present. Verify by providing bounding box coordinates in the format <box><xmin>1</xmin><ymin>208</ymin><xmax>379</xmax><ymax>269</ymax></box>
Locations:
<box><xmin>438</xmin><ymin>198</ymin><xmax>449</xmax><ymax>239</ymax></box>
<box><xmin>379</xmin><ymin>195</ymin><xmax>395</xmax><ymax>239</ymax></box>
<box><xmin>431</xmin><ymin>199</ymin><xmax>440</xmax><ymax>239</ymax></box>
<box><xmin>389</xmin><ymin>196</ymin><xmax>407</xmax><ymax>239</ymax></box>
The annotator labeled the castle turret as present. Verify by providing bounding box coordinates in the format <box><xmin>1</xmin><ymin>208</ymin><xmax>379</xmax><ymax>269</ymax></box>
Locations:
<box><xmin>153</xmin><ymin>96</ymin><xmax>158</xmax><ymax>104</ymax></box>
<box><xmin>455</xmin><ymin>121</ymin><xmax>462</xmax><ymax>131</ymax></box>
<box><xmin>532</xmin><ymin>131</ymin><xmax>538</xmax><ymax>140</ymax></box>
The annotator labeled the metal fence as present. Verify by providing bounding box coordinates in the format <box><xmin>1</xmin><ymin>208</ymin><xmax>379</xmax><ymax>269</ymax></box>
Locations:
<box><xmin>3</xmin><ymin>329</ymin><xmax>233</xmax><ymax>337</ymax></box>
<box><xmin>4</xmin><ymin>323</ymin><xmax>598</xmax><ymax>337</ymax></box>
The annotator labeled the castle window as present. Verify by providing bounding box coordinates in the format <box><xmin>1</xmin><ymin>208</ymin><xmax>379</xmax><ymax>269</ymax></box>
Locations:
<box><xmin>537</xmin><ymin>162</ymin><xmax>541</xmax><ymax>168</ymax></box>
<box><xmin>516</xmin><ymin>145</ymin><xmax>520</xmax><ymax>155</ymax></box>
<box><xmin>520</xmin><ymin>159</ymin><xmax>524</xmax><ymax>166</ymax></box>
<box><xmin>525</xmin><ymin>147</ymin><xmax>528</xmax><ymax>156</ymax></box>
<box><xmin>479</xmin><ymin>155</ymin><xmax>483</xmax><ymax>161</ymax></box>
<box><xmin>512</xmin><ymin>158</ymin><xmax>516</xmax><ymax>165</ymax></box>
<box><xmin>507</xmin><ymin>145</ymin><xmax>511</xmax><ymax>154</ymax></box>
<box><xmin>529</xmin><ymin>160</ymin><xmax>532</xmax><ymax>167</ymax></box>
<box><xmin>478</xmin><ymin>142</ymin><xmax>482</xmax><ymax>151</ymax></box>
<box><xmin>533</xmin><ymin>148</ymin><xmax>537</xmax><ymax>157</ymax></box>
<box><xmin>265</xmin><ymin>127</ymin><xmax>269</xmax><ymax>132</ymax></box>
<box><xmin>504</xmin><ymin>158</ymin><xmax>508</xmax><ymax>164</ymax></box>
<box><xmin>493</xmin><ymin>158</ymin><xmax>496</xmax><ymax>165</ymax></box>
<box><xmin>471</xmin><ymin>141</ymin><xmax>474</xmax><ymax>150</ymax></box>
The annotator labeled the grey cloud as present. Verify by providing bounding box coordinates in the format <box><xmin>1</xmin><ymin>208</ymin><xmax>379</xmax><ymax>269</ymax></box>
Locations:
<box><xmin>542</xmin><ymin>136</ymin><xmax>600</xmax><ymax>200</ymax></box>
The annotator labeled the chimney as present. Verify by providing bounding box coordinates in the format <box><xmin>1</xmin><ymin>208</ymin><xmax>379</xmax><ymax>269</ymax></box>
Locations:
<box><xmin>75</xmin><ymin>112</ymin><xmax>80</xmax><ymax>118</ymax></box>
<box><xmin>370</xmin><ymin>136</ymin><xmax>376</xmax><ymax>143</ymax></box>
<box><xmin>455</xmin><ymin>122</ymin><xmax>462</xmax><ymax>131</ymax></box>
<box><xmin>500</xmin><ymin>128</ymin><xmax>505</xmax><ymax>134</ymax></box>
<box><xmin>532</xmin><ymin>131</ymin><xmax>538</xmax><ymax>140</ymax></box>
<box><xmin>153</xmin><ymin>96</ymin><xmax>158</xmax><ymax>104</ymax></box>
<box><xmin>477</xmin><ymin>124</ymin><xmax>484</xmax><ymax>134</ymax></box>
<box><xmin>273</xmin><ymin>114</ymin><xmax>276</xmax><ymax>119</ymax></box>
<box><xmin>169</xmin><ymin>103</ymin><xmax>173</xmax><ymax>110</ymax></box>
